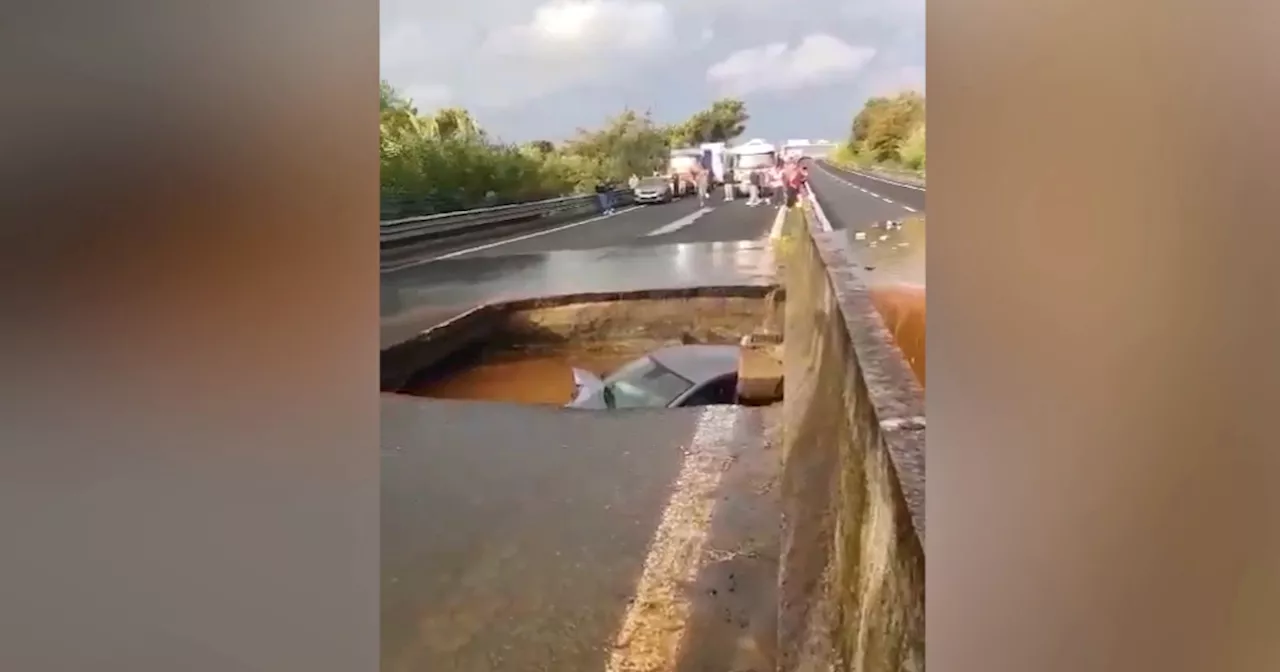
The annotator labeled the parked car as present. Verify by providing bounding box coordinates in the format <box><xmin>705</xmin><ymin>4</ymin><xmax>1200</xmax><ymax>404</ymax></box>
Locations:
<box><xmin>632</xmin><ymin>176</ymin><xmax>674</xmax><ymax>204</ymax></box>
<box><xmin>566</xmin><ymin>345</ymin><xmax>740</xmax><ymax>409</ymax></box>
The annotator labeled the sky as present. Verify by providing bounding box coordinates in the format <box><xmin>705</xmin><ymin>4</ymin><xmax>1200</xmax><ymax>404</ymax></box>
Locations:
<box><xmin>379</xmin><ymin>0</ymin><xmax>924</xmax><ymax>143</ymax></box>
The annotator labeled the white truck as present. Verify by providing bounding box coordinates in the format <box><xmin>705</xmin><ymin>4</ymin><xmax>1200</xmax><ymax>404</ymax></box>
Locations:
<box><xmin>699</xmin><ymin>142</ymin><xmax>728</xmax><ymax>186</ymax></box>
<box><xmin>726</xmin><ymin>139</ymin><xmax>779</xmax><ymax>199</ymax></box>
<box><xmin>668</xmin><ymin>147</ymin><xmax>704</xmax><ymax>196</ymax></box>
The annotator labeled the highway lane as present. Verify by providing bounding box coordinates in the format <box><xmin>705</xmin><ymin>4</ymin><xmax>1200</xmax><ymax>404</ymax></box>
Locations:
<box><xmin>439</xmin><ymin>195</ymin><xmax>779</xmax><ymax>258</ymax></box>
<box><xmin>813</xmin><ymin>160</ymin><xmax>926</xmax><ymax>213</ymax></box>
<box><xmin>379</xmin><ymin>239</ymin><xmax>778</xmax><ymax>345</ymax></box>
<box><xmin>807</xmin><ymin>160</ymin><xmax>924</xmax><ymax>237</ymax></box>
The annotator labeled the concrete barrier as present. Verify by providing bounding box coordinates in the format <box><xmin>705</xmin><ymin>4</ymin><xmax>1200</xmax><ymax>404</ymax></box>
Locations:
<box><xmin>776</xmin><ymin>204</ymin><xmax>926</xmax><ymax>671</ymax></box>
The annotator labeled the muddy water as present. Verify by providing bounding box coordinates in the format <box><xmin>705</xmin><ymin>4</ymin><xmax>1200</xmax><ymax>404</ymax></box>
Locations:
<box><xmin>869</xmin><ymin>284</ymin><xmax>926</xmax><ymax>388</ymax></box>
<box><xmin>409</xmin><ymin>349</ymin><xmax>640</xmax><ymax>405</ymax></box>
<box><xmin>850</xmin><ymin>217</ymin><xmax>926</xmax><ymax>389</ymax></box>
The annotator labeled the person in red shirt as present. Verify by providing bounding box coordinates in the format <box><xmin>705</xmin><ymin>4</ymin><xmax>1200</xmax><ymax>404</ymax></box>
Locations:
<box><xmin>782</xmin><ymin>159</ymin><xmax>804</xmax><ymax>207</ymax></box>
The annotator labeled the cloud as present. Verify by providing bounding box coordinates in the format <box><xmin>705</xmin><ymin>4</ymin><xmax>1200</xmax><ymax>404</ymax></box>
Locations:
<box><xmin>382</xmin><ymin>0</ymin><xmax>676</xmax><ymax>111</ymax></box>
<box><xmin>469</xmin><ymin>0</ymin><xmax>676</xmax><ymax>107</ymax></box>
<box><xmin>705</xmin><ymin>34</ymin><xmax>877</xmax><ymax>97</ymax></box>
<box><xmin>483</xmin><ymin>0</ymin><xmax>674</xmax><ymax>58</ymax></box>
<box><xmin>380</xmin><ymin>0</ymin><xmax>923</xmax><ymax>140</ymax></box>
<box><xmin>867</xmin><ymin>65</ymin><xmax>926</xmax><ymax>97</ymax></box>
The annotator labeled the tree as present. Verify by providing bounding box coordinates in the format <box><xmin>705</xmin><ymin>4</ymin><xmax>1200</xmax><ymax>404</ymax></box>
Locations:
<box><xmin>668</xmin><ymin>98</ymin><xmax>750</xmax><ymax>146</ymax></box>
<box><xmin>848</xmin><ymin>91</ymin><xmax>924</xmax><ymax>163</ymax></box>
<box><xmin>428</xmin><ymin>107</ymin><xmax>482</xmax><ymax>141</ymax></box>
<box><xmin>527</xmin><ymin>140</ymin><xmax>556</xmax><ymax>155</ymax></box>
<box><xmin>379</xmin><ymin>81</ymin><xmax>573</xmax><ymax>213</ymax></box>
<box><xmin>561</xmin><ymin>108</ymin><xmax>670</xmax><ymax>187</ymax></box>
<box><xmin>898</xmin><ymin>123</ymin><xmax>926</xmax><ymax>170</ymax></box>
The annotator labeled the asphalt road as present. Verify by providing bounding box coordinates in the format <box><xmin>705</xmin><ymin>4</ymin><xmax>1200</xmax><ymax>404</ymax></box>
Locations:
<box><xmin>382</xmin><ymin>399</ymin><xmax>780</xmax><ymax>672</ymax></box>
<box><xmin>379</xmin><ymin>239</ymin><xmax>778</xmax><ymax>346</ymax></box>
<box><xmin>811</xmin><ymin>160</ymin><xmax>926</xmax><ymax>215</ymax></box>
<box><xmin>403</xmin><ymin>194</ymin><xmax>782</xmax><ymax>261</ymax></box>
<box><xmin>377</xmin><ymin>161</ymin><xmax>926</xmax><ymax>672</ymax></box>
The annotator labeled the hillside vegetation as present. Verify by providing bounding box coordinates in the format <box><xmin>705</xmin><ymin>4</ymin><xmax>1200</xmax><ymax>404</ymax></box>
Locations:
<box><xmin>830</xmin><ymin>90</ymin><xmax>926</xmax><ymax>176</ymax></box>
<box><xmin>380</xmin><ymin>82</ymin><xmax>752</xmax><ymax>217</ymax></box>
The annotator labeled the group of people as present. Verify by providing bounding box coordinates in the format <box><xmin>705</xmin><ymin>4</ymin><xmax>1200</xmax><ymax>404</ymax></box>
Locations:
<box><xmin>739</xmin><ymin>156</ymin><xmax>808</xmax><ymax>208</ymax></box>
<box><xmin>602</xmin><ymin>156</ymin><xmax>809</xmax><ymax>215</ymax></box>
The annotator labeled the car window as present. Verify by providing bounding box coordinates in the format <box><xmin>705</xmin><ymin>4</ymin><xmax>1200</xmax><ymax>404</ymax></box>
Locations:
<box><xmin>680</xmin><ymin>374</ymin><xmax>739</xmax><ymax>407</ymax></box>
<box><xmin>602</xmin><ymin>357</ymin><xmax>694</xmax><ymax>408</ymax></box>
<box><xmin>638</xmin><ymin>178</ymin><xmax>667</xmax><ymax>189</ymax></box>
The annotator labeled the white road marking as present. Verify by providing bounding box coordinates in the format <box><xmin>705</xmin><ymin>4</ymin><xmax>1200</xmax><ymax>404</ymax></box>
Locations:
<box><xmin>814</xmin><ymin>160</ymin><xmax>928</xmax><ymax>210</ymax></box>
<box><xmin>867</xmin><ymin>191</ymin><xmax>880</xmax><ymax>198</ymax></box>
<box><xmin>902</xmin><ymin>205</ymin><xmax>917</xmax><ymax>213</ymax></box>
<box><xmin>646</xmin><ymin>206</ymin><xmax>713</xmax><ymax>236</ymax></box>
<box><xmin>816</xmin><ymin>161</ymin><xmax>926</xmax><ymax>192</ymax></box>
<box><xmin>604</xmin><ymin>407</ymin><xmax>738</xmax><ymax>672</ymax></box>
<box><xmin>881</xmin><ymin>197</ymin><xmax>894</xmax><ymax>204</ymax></box>
<box><xmin>410</xmin><ymin>205</ymin><xmax>643</xmax><ymax>265</ymax></box>
<box><xmin>768</xmin><ymin>205</ymin><xmax>787</xmax><ymax>240</ymax></box>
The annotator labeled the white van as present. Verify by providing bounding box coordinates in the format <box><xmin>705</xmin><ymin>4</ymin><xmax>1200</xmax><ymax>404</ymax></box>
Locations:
<box><xmin>726</xmin><ymin>139</ymin><xmax>778</xmax><ymax>198</ymax></box>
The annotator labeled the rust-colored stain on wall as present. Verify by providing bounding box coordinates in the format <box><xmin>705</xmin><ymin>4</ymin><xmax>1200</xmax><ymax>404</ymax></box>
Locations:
<box><xmin>869</xmin><ymin>283</ymin><xmax>925</xmax><ymax>388</ymax></box>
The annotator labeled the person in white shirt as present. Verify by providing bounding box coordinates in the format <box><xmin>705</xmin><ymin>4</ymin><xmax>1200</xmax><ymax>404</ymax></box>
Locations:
<box><xmin>765</xmin><ymin>160</ymin><xmax>784</xmax><ymax>206</ymax></box>
<box><xmin>746</xmin><ymin>170</ymin><xmax>762</xmax><ymax>206</ymax></box>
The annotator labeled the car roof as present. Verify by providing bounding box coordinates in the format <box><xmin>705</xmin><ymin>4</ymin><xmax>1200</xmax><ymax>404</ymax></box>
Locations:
<box><xmin>648</xmin><ymin>344</ymin><xmax>740</xmax><ymax>383</ymax></box>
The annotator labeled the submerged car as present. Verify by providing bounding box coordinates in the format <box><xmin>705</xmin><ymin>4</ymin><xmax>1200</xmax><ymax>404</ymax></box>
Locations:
<box><xmin>632</xmin><ymin>177</ymin><xmax>674</xmax><ymax>204</ymax></box>
<box><xmin>566</xmin><ymin>345</ymin><xmax>740</xmax><ymax>409</ymax></box>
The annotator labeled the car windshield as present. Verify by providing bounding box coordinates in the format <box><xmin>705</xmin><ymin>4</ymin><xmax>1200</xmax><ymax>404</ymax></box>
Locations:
<box><xmin>601</xmin><ymin>356</ymin><xmax>694</xmax><ymax>409</ymax></box>
<box><xmin>638</xmin><ymin>177</ymin><xmax>667</xmax><ymax>189</ymax></box>
<box><xmin>735</xmin><ymin>153</ymin><xmax>775</xmax><ymax>170</ymax></box>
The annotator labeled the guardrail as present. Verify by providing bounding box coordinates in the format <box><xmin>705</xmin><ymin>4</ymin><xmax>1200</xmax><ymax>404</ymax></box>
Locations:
<box><xmin>380</xmin><ymin>189</ymin><xmax>635</xmax><ymax>272</ymax></box>
<box><xmin>775</xmin><ymin>193</ymin><xmax>925</xmax><ymax>671</ymax></box>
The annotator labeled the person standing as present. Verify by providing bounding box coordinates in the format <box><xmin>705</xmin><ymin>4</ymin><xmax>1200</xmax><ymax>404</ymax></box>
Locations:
<box><xmin>695</xmin><ymin>166</ymin><xmax>710</xmax><ymax>208</ymax></box>
<box><xmin>782</xmin><ymin>160</ymin><xmax>801</xmax><ymax>208</ymax></box>
<box><xmin>594</xmin><ymin>180</ymin><xmax>615</xmax><ymax>215</ymax></box>
<box><xmin>765</xmin><ymin>160</ymin><xmax>784</xmax><ymax>206</ymax></box>
<box><xmin>746</xmin><ymin>169</ymin><xmax>761</xmax><ymax>207</ymax></box>
<box><xmin>724</xmin><ymin>159</ymin><xmax>735</xmax><ymax>201</ymax></box>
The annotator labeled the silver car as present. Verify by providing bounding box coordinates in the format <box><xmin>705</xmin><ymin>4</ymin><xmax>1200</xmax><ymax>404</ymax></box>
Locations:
<box><xmin>566</xmin><ymin>345</ymin><xmax>740</xmax><ymax>409</ymax></box>
<box><xmin>632</xmin><ymin>177</ymin><xmax>674</xmax><ymax>204</ymax></box>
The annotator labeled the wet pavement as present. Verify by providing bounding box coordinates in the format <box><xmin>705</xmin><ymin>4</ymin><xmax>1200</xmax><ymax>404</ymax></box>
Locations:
<box><xmin>387</xmin><ymin>195</ymin><xmax>779</xmax><ymax>271</ymax></box>
<box><xmin>428</xmin><ymin>197</ymin><xmax>781</xmax><ymax>259</ymax></box>
<box><xmin>382</xmin><ymin>398</ymin><xmax>780</xmax><ymax>672</ymax></box>
<box><xmin>377</xmin><ymin>174</ymin><xmax>922</xmax><ymax>672</ymax></box>
<box><xmin>843</xmin><ymin>217</ymin><xmax>926</xmax><ymax>288</ymax></box>
<box><xmin>381</xmin><ymin>240</ymin><xmax>778</xmax><ymax>349</ymax></box>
